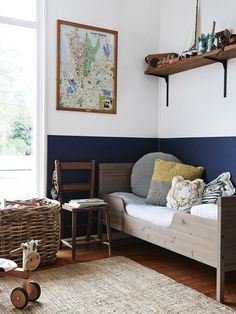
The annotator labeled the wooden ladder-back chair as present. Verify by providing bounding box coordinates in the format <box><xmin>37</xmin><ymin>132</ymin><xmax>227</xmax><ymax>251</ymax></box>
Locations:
<box><xmin>55</xmin><ymin>160</ymin><xmax>95</xmax><ymax>204</ymax></box>
<box><xmin>54</xmin><ymin>160</ymin><xmax>111</xmax><ymax>260</ymax></box>
<box><xmin>54</xmin><ymin>160</ymin><xmax>95</xmax><ymax>240</ymax></box>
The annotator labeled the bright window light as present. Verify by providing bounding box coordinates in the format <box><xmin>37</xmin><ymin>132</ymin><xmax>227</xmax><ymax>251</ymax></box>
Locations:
<box><xmin>0</xmin><ymin>0</ymin><xmax>36</xmax><ymax>21</ymax></box>
<box><xmin>0</xmin><ymin>23</ymin><xmax>36</xmax><ymax>199</ymax></box>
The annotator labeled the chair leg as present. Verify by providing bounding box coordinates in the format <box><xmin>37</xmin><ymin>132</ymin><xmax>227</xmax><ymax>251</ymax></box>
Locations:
<box><xmin>97</xmin><ymin>208</ymin><xmax>103</xmax><ymax>240</ymax></box>
<box><xmin>86</xmin><ymin>209</ymin><xmax>93</xmax><ymax>241</ymax></box>
<box><xmin>72</xmin><ymin>210</ymin><xmax>77</xmax><ymax>261</ymax></box>
<box><xmin>104</xmin><ymin>207</ymin><xmax>112</xmax><ymax>256</ymax></box>
<box><xmin>60</xmin><ymin>205</ymin><xmax>64</xmax><ymax>249</ymax></box>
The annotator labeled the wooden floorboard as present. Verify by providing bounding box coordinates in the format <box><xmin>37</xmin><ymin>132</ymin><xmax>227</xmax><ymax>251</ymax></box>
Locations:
<box><xmin>39</xmin><ymin>237</ymin><xmax>236</xmax><ymax>310</ymax></box>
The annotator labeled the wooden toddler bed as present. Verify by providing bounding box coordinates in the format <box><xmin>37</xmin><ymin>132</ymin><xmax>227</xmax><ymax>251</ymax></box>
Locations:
<box><xmin>99</xmin><ymin>162</ymin><xmax>236</xmax><ymax>303</ymax></box>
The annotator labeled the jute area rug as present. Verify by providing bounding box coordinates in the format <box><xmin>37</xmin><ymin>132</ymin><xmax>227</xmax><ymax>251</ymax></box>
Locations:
<box><xmin>0</xmin><ymin>256</ymin><xmax>235</xmax><ymax>314</ymax></box>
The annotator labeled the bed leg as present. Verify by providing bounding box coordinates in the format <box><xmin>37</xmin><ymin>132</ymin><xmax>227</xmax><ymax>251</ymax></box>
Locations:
<box><xmin>216</xmin><ymin>266</ymin><xmax>225</xmax><ymax>303</ymax></box>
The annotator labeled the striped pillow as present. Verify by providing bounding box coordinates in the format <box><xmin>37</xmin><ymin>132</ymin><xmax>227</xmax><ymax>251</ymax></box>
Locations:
<box><xmin>202</xmin><ymin>172</ymin><xmax>235</xmax><ymax>204</ymax></box>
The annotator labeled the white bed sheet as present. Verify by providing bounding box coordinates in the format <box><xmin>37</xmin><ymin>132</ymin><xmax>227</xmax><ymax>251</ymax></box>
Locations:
<box><xmin>190</xmin><ymin>204</ymin><xmax>218</xmax><ymax>220</ymax></box>
<box><xmin>126</xmin><ymin>203</ymin><xmax>177</xmax><ymax>227</ymax></box>
<box><xmin>110</xmin><ymin>192</ymin><xmax>218</xmax><ymax>227</ymax></box>
<box><xmin>111</xmin><ymin>192</ymin><xmax>177</xmax><ymax>227</ymax></box>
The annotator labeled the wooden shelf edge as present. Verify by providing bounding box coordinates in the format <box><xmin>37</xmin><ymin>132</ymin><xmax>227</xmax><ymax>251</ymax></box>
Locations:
<box><xmin>145</xmin><ymin>43</ymin><xmax>236</xmax><ymax>77</ymax></box>
<box><xmin>204</xmin><ymin>43</ymin><xmax>236</xmax><ymax>61</ymax></box>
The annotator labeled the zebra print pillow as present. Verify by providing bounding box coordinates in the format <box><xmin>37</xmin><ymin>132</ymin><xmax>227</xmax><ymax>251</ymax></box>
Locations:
<box><xmin>202</xmin><ymin>172</ymin><xmax>235</xmax><ymax>204</ymax></box>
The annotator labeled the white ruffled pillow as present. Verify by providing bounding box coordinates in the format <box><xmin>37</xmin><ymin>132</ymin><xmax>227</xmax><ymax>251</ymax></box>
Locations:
<box><xmin>167</xmin><ymin>176</ymin><xmax>205</xmax><ymax>210</ymax></box>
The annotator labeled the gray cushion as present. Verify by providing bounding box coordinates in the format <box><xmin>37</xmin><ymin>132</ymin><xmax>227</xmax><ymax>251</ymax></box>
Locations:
<box><xmin>131</xmin><ymin>152</ymin><xmax>182</xmax><ymax>198</ymax></box>
<box><xmin>146</xmin><ymin>181</ymin><xmax>172</xmax><ymax>206</ymax></box>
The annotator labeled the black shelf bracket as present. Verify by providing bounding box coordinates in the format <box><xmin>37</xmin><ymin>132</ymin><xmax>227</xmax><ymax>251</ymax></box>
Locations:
<box><xmin>157</xmin><ymin>74</ymin><xmax>169</xmax><ymax>107</ymax></box>
<box><xmin>165</xmin><ymin>75</ymin><xmax>169</xmax><ymax>107</ymax></box>
<box><xmin>204</xmin><ymin>57</ymin><xmax>228</xmax><ymax>97</ymax></box>
<box><xmin>146</xmin><ymin>73</ymin><xmax>170</xmax><ymax>106</ymax></box>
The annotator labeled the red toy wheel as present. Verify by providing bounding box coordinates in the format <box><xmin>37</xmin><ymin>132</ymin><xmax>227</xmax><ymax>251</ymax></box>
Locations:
<box><xmin>11</xmin><ymin>287</ymin><xmax>29</xmax><ymax>309</ymax></box>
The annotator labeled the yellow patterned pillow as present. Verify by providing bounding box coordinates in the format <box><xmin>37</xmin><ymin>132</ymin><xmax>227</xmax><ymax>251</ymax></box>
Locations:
<box><xmin>146</xmin><ymin>159</ymin><xmax>204</xmax><ymax>206</ymax></box>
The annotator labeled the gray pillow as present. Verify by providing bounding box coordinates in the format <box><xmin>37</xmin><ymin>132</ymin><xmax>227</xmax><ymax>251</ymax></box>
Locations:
<box><xmin>131</xmin><ymin>152</ymin><xmax>182</xmax><ymax>198</ymax></box>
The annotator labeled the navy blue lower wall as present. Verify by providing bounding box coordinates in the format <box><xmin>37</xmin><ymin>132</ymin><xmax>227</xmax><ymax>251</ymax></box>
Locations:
<box><xmin>48</xmin><ymin>135</ymin><xmax>236</xmax><ymax>193</ymax></box>
<box><xmin>47</xmin><ymin>135</ymin><xmax>158</xmax><ymax>237</ymax></box>
<box><xmin>47</xmin><ymin>135</ymin><xmax>158</xmax><ymax>196</ymax></box>
<box><xmin>159</xmin><ymin>137</ymin><xmax>236</xmax><ymax>185</ymax></box>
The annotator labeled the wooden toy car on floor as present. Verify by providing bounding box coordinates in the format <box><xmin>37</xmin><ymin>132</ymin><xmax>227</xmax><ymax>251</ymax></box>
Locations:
<box><xmin>0</xmin><ymin>239</ymin><xmax>41</xmax><ymax>309</ymax></box>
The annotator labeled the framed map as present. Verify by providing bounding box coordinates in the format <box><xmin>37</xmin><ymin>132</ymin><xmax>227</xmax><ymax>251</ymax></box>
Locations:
<box><xmin>56</xmin><ymin>20</ymin><xmax>118</xmax><ymax>114</ymax></box>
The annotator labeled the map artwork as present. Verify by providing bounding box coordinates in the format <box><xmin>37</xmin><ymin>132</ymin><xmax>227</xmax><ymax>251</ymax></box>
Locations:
<box><xmin>57</xmin><ymin>20</ymin><xmax>118</xmax><ymax>113</ymax></box>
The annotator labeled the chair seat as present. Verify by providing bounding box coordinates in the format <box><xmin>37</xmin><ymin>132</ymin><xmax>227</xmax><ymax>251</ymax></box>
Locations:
<box><xmin>0</xmin><ymin>258</ymin><xmax>17</xmax><ymax>272</ymax></box>
<box><xmin>61</xmin><ymin>203</ymin><xmax>112</xmax><ymax>260</ymax></box>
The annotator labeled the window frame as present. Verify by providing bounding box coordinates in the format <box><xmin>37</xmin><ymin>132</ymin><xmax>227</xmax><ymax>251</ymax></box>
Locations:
<box><xmin>0</xmin><ymin>0</ymin><xmax>46</xmax><ymax>197</ymax></box>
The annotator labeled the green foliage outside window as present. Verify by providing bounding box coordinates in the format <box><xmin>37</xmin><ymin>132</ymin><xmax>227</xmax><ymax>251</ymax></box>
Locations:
<box><xmin>0</xmin><ymin>30</ymin><xmax>32</xmax><ymax>156</ymax></box>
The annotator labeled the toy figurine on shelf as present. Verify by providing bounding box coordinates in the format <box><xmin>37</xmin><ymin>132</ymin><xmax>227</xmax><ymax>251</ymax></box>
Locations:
<box><xmin>0</xmin><ymin>240</ymin><xmax>41</xmax><ymax>309</ymax></box>
<box><xmin>215</xmin><ymin>29</ymin><xmax>232</xmax><ymax>49</ymax></box>
<box><xmin>198</xmin><ymin>33</ymin><xmax>208</xmax><ymax>54</ymax></box>
<box><xmin>168</xmin><ymin>54</ymin><xmax>179</xmax><ymax>64</ymax></box>
<box><xmin>206</xmin><ymin>21</ymin><xmax>216</xmax><ymax>52</ymax></box>
<box><xmin>157</xmin><ymin>54</ymin><xmax>179</xmax><ymax>67</ymax></box>
<box><xmin>197</xmin><ymin>21</ymin><xmax>217</xmax><ymax>54</ymax></box>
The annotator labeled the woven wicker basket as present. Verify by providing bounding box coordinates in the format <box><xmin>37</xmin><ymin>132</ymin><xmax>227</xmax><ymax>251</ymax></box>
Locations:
<box><xmin>0</xmin><ymin>200</ymin><xmax>60</xmax><ymax>266</ymax></box>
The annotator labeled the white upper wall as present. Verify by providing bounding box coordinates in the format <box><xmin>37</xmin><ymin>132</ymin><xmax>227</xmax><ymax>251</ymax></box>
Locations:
<box><xmin>158</xmin><ymin>0</ymin><xmax>236</xmax><ymax>138</ymax></box>
<box><xmin>46</xmin><ymin>0</ymin><xmax>160</xmax><ymax>138</ymax></box>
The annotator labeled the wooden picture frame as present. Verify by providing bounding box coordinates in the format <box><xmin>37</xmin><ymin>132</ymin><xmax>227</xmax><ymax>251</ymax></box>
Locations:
<box><xmin>56</xmin><ymin>20</ymin><xmax>118</xmax><ymax>114</ymax></box>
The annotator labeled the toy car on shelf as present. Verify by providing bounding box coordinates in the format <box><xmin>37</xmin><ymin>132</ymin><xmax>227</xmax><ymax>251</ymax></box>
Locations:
<box><xmin>179</xmin><ymin>49</ymin><xmax>198</xmax><ymax>59</ymax></box>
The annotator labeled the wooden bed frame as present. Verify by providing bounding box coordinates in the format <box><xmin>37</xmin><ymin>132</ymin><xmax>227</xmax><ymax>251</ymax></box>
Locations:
<box><xmin>99</xmin><ymin>163</ymin><xmax>236</xmax><ymax>303</ymax></box>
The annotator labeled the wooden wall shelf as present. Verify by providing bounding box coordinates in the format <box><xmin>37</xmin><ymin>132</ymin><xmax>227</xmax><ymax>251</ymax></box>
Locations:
<box><xmin>145</xmin><ymin>43</ymin><xmax>236</xmax><ymax>106</ymax></box>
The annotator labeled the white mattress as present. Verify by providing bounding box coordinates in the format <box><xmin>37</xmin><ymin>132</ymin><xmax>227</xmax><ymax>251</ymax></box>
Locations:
<box><xmin>190</xmin><ymin>203</ymin><xmax>218</xmax><ymax>220</ymax></box>
<box><xmin>111</xmin><ymin>192</ymin><xmax>177</xmax><ymax>227</ymax></box>
<box><xmin>110</xmin><ymin>192</ymin><xmax>218</xmax><ymax>227</ymax></box>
